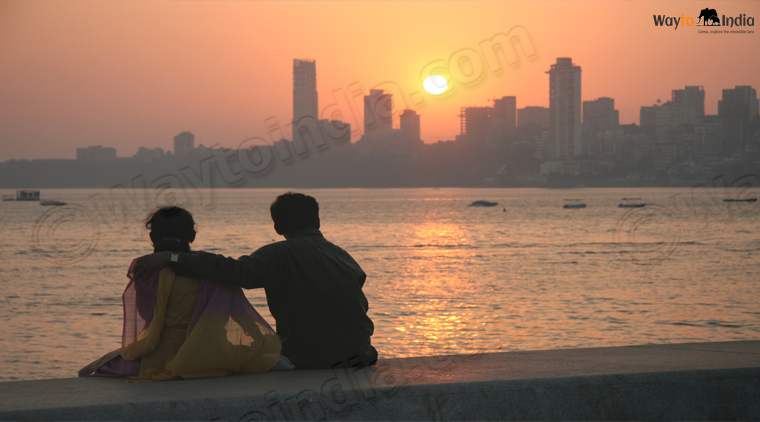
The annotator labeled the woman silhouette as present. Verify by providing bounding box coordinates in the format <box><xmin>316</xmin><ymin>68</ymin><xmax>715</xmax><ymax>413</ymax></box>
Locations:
<box><xmin>79</xmin><ymin>207</ymin><xmax>281</xmax><ymax>381</ymax></box>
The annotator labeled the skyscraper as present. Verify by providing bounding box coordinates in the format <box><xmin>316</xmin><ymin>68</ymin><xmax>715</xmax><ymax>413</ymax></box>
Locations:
<box><xmin>459</xmin><ymin>107</ymin><xmax>492</xmax><ymax>144</ymax></box>
<box><xmin>719</xmin><ymin>86</ymin><xmax>759</xmax><ymax>153</ymax></box>
<box><xmin>639</xmin><ymin>106</ymin><xmax>657</xmax><ymax>127</ymax></box>
<box><xmin>672</xmin><ymin>86</ymin><xmax>705</xmax><ymax>118</ymax></box>
<box><xmin>583</xmin><ymin>97</ymin><xmax>619</xmax><ymax>132</ymax></box>
<box><xmin>357</xmin><ymin>94</ymin><xmax>418</xmax><ymax>152</ymax></box>
<box><xmin>364</xmin><ymin>89</ymin><xmax>393</xmax><ymax>134</ymax></box>
<box><xmin>547</xmin><ymin>58</ymin><xmax>582</xmax><ymax>159</ymax></box>
<box><xmin>518</xmin><ymin>106</ymin><xmax>549</xmax><ymax>128</ymax></box>
<box><xmin>293</xmin><ymin>59</ymin><xmax>318</xmax><ymax>143</ymax></box>
<box><xmin>582</xmin><ymin>98</ymin><xmax>620</xmax><ymax>158</ymax></box>
<box><xmin>173</xmin><ymin>132</ymin><xmax>195</xmax><ymax>155</ymax></box>
<box><xmin>399</xmin><ymin>109</ymin><xmax>421</xmax><ymax>142</ymax></box>
<box><xmin>493</xmin><ymin>96</ymin><xmax>516</xmax><ymax>130</ymax></box>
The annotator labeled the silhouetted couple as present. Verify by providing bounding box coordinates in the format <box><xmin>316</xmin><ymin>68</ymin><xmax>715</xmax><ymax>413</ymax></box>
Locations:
<box><xmin>80</xmin><ymin>192</ymin><xmax>377</xmax><ymax>381</ymax></box>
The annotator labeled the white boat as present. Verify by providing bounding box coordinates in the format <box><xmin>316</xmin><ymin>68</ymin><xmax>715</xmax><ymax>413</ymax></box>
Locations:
<box><xmin>618</xmin><ymin>198</ymin><xmax>646</xmax><ymax>208</ymax></box>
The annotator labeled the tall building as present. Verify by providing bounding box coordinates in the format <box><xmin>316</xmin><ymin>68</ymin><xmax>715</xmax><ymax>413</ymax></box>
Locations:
<box><xmin>640</xmin><ymin>106</ymin><xmax>657</xmax><ymax>127</ymax></box>
<box><xmin>719</xmin><ymin>86</ymin><xmax>759</xmax><ymax>153</ymax></box>
<box><xmin>547</xmin><ymin>58</ymin><xmax>582</xmax><ymax>159</ymax></box>
<box><xmin>693</xmin><ymin>116</ymin><xmax>724</xmax><ymax>159</ymax></box>
<box><xmin>672</xmin><ymin>86</ymin><xmax>705</xmax><ymax>118</ymax></box>
<box><xmin>459</xmin><ymin>107</ymin><xmax>492</xmax><ymax>144</ymax></box>
<box><xmin>364</xmin><ymin>89</ymin><xmax>393</xmax><ymax>134</ymax></box>
<box><xmin>641</xmin><ymin>87</ymin><xmax>704</xmax><ymax>128</ymax></box>
<box><xmin>582</xmin><ymin>98</ymin><xmax>620</xmax><ymax>158</ymax></box>
<box><xmin>357</xmin><ymin>99</ymin><xmax>418</xmax><ymax>152</ymax></box>
<box><xmin>492</xmin><ymin>96</ymin><xmax>516</xmax><ymax>130</ymax></box>
<box><xmin>173</xmin><ymin>132</ymin><xmax>195</xmax><ymax>155</ymax></box>
<box><xmin>518</xmin><ymin>106</ymin><xmax>549</xmax><ymax>128</ymax></box>
<box><xmin>399</xmin><ymin>109</ymin><xmax>421</xmax><ymax>142</ymax></box>
<box><xmin>583</xmin><ymin>97</ymin><xmax>619</xmax><ymax>132</ymax></box>
<box><xmin>293</xmin><ymin>59</ymin><xmax>318</xmax><ymax>126</ymax></box>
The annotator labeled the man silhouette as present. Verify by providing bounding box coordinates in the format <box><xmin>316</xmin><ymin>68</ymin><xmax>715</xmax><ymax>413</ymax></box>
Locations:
<box><xmin>134</xmin><ymin>192</ymin><xmax>378</xmax><ymax>369</ymax></box>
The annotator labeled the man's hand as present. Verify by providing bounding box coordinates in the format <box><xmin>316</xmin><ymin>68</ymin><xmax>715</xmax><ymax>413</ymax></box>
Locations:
<box><xmin>134</xmin><ymin>251</ymin><xmax>172</xmax><ymax>280</ymax></box>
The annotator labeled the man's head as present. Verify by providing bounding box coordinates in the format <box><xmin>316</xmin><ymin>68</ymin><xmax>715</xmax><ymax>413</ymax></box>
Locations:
<box><xmin>270</xmin><ymin>192</ymin><xmax>320</xmax><ymax>236</ymax></box>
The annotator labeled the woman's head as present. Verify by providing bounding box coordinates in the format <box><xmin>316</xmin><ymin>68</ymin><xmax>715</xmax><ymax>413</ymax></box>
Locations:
<box><xmin>145</xmin><ymin>207</ymin><xmax>196</xmax><ymax>253</ymax></box>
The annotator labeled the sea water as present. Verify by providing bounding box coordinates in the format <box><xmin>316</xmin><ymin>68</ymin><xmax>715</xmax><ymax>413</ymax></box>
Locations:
<box><xmin>1</xmin><ymin>188</ymin><xmax>759</xmax><ymax>381</ymax></box>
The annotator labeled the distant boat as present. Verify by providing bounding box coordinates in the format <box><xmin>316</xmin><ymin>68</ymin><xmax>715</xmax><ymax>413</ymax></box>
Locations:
<box><xmin>723</xmin><ymin>198</ymin><xmax>757</xmax><ymax>202</ymax></box>
<box><xmin>563</xmin><ymin>199</ymin><xmax>587</xmax><ymax>209</ymax></box>
<box><xmin>469</xmin><ymin>200</ymin><xmax>498</xmax><ymax>207</ymax></box>
<box><xmin>41</xmin><ymin>200</ymin><xmax>67</xmax><ymax>206</ymax></box>
<box><xmin>6</xmin><ymin>190</ymin><xmax>41</xmax><ymax>201</ymax></box>
<box><xmin>618</xmin><ymin>198</ymin><xmax>646</xmax><ymax>208</ymax></box>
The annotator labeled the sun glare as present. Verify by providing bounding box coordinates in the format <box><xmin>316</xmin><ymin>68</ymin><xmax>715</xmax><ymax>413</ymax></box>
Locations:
<box><xmin>423</xmin><ymin>75</ymin><xmax>448</xmax><ymax>95</ymax></box>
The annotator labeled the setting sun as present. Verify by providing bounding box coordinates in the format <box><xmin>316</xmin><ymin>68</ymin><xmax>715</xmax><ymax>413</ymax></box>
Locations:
<box><xmin>423</xmin><ymin>75</ymin><xmax>448</xmax><ymax>95</ymax></box>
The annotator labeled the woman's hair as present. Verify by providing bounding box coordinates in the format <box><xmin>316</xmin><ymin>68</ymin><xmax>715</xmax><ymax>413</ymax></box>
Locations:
<box><xmin>145</xmin><ymin>206</ymin><xmax>196</xmax><ymax>253</ymax></box>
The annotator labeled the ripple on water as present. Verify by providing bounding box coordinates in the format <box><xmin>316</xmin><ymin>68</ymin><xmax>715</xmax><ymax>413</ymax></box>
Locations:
<box><xmin>2</xmin><ymin>188</ymin><xmax>760</xmax><ymax>380</ymax></box>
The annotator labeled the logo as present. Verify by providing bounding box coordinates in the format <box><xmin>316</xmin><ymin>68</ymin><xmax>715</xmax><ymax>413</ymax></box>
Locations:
<box><xmin>696</xmin><ymin>8</ymin><xmax>720</xmax><ymax>26</ymax></box>
<box><xmin>653</xmin><ymin>8</ymin><xmax>755</xmax><ymax>30</ymax></box>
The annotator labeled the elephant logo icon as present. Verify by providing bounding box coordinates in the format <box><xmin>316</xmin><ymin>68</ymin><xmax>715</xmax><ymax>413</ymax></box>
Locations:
<box><xmin>697</xmin><ymin>8</ymin><xmax>720</xmax><ymax>26</ymax></box>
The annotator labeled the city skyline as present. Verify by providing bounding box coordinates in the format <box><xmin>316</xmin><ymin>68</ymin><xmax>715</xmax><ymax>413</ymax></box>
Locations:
<box><xmin>19</xmin><ymin>60</ymin><xmax>758</xmax><ymax>164</ymax></box>
<box><xmin>0</xmin><ymin>0</ymin><xmax>757</xmax><ymax>161</ymax></box>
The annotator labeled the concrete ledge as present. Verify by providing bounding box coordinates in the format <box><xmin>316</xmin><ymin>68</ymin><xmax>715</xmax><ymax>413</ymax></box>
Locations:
<box><xmin>1</xmin><ymin>340</ymin><xmax>759</xmax><ymax>421</ymax></box>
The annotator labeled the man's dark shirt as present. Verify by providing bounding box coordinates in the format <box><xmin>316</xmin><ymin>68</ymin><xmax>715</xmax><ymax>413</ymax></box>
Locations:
<box><xmin>171</xmin><ymin>228</ymin><xmax>377</xmax><ymax>369</ymax></box>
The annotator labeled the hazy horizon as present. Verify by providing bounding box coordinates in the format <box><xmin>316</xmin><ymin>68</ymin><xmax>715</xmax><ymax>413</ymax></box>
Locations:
<box><xmin>1</xmin><ymin>0</ymin><xmax>758</xmax><ymax>161</ymax></box>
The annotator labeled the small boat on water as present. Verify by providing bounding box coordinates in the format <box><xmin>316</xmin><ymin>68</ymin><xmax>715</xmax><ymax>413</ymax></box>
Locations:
<box><xmin>618</xmin><ymin>198</ymin><xmax>646</xmax><ymax>208</ymax></box>
<box><xmin>563</xmin><ymin>199</ymin><xmax>587</xmax><ymax>209</ymax></box>
<box><xmin>3</xmin><ymin>190</ymin><xmax>41</xmax><ymax>201</ymax></box>
<box><xmin>469</xmin><ymin>200</ymin><xmax>498</xmax><ymax>207</ymax></box>
<box><xmin>41</xmin><ymin>200</ymin><xmax>67</xmax><ymax>206</ymax></box>
<box><xmin>723</xmin><ymin>198</ymin><xmax>757</xmax><ymax>202</ymax></box>
<box><xmin>15</xmin><ymin>190</ymin><xmax>41</xmax><ymax>201</ymax></box>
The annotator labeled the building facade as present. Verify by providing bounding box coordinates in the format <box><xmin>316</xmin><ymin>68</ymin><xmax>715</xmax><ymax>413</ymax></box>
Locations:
<box><xmin>718</xmin><ymin>86</ymin><xmax>759</xmax><ymax>153</ymax></box>
<box><xmin>518</xmin><ymin>106</ymin><xmax>549</xmax><ymax>128</ymax></box>
<box><xmin>173</xmin><ymin>132</ymin><xmax>195</xmax><ymax>155</ymax></box>
<box><xmin>547</xmin><ymin>58</ymin><xmax>582</xmax><ymax>159</ymax></box>
<box><xmin>459</xmin><ymin>106</ymin><xmax>492</xmax><ymax>144</ymax></box>
<box><xmin>492</xmin><ymin>96</ymin><xmax>516</xmax><ymax>130</ymax></box>
<box><xmin>76</xmin><ymin>145</ymin><xmax>117</xmax><ymax>161</ymax></box>
<box><xmin>583</xmin><ymin>97</ymin><xmax>619</xmax><ymax>132</ymax></box>
<box><xmin>400</xmin><ymin>109</ymin><xmax>421</xmax><ymax>142</ymax></box>
<box><xmin>293</xmin><ymin>59</ymin><xmax>318</xmax><ymax>125</ymax></box>
<box><xmin>293</xmin><ymin>59</ymin><xmax>319</xmax><ymax>145</ymax></box>
<box><xmin>672</xmin><ymin>86</ymin><xmax>705</xmax><ymax>118</ymax></box>
<box><xmin>364</xmin><ymin>89</ymin><xmax>393</xmax><ymax>134</ymax></box>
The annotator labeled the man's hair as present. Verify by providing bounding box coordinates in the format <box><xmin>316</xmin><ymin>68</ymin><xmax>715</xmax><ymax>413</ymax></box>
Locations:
<box><xmin>270</xmin><ymin>192</ymin><xmax>320</xmax><ymax>235</ymax></box>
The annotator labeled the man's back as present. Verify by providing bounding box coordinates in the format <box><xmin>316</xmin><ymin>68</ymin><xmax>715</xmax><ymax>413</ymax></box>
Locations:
<box><xmin>259</xmin><ymin>229</ymin><xmax>377</xmax><ymax>369</ymax></box>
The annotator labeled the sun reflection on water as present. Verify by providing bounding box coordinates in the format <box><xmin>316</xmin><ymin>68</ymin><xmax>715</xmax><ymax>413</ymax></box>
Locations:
<box><xmin>2</xmin><ymin>188</ymin><xmax>759</xmax><ymax>380</ymax></box>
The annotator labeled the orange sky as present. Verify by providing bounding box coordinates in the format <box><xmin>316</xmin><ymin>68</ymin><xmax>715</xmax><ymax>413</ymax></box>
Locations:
<box><xmin>0</xmin><ymin>0</ymin><xmax>758</xmax><ymax>160</ymax></box>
